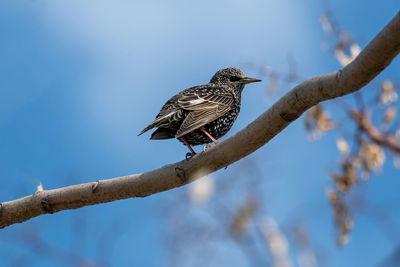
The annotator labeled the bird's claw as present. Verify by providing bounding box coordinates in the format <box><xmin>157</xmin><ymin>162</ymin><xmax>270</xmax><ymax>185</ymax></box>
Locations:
<box><xmin>203</xmin><ymin>144</ymin><xmax>214</xmax><ymax>152</ymax></box>
<box><xmin>186</xmin><ymin>152</ymin><xmax>195</xmax><ymax>160</ymax></box>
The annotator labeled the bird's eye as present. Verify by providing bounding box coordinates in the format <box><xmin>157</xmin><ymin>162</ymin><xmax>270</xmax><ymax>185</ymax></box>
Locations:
<box><xmin>229</xmin><ymin>76</ymin><xmax>242</xmax><ymax>82</ymax></box>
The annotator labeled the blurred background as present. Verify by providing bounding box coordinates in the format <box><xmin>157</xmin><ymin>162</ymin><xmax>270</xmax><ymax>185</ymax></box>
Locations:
<box><xmin>0</xmin><ymin>0</ymin><xmax>399</xmax><ymax>266</ymax></box>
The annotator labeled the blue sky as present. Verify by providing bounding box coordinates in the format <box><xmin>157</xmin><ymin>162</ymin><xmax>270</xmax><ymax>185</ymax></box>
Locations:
<box><xmin>0</xmin><ymin>1</ymin><xmax>399</xmax><ymax>266</ymax></box>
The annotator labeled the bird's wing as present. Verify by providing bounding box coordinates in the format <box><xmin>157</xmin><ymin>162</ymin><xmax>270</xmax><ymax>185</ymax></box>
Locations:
<box><xmin>175</xmin><ymin>90</ymin><xmax>234</xmax><ymax>138</ymax></box>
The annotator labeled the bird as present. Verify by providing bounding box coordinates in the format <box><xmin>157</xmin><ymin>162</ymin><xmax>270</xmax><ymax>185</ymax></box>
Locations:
<box><xmin>138</xmin><ymin>67</ymin><xmax>261</xmax><ymax>157</ymax></box>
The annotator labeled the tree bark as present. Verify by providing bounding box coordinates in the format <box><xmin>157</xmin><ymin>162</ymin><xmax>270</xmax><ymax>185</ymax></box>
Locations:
<box><xmin>1</xmin><ymin>11</ymin><xmax>399</xmax><ymax>229</ymax></box>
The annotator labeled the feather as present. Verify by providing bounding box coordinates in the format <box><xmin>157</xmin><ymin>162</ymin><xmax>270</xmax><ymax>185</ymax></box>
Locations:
<box><xmin>175</xmin><ymin>90</ymin><xmax>234</xmax><ymax>138</ymax></box>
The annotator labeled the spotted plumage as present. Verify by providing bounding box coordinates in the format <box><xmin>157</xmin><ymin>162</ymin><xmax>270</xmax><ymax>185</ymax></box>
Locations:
<box><xmin>138</xmin><ymin>67</ymin><xmax>261</xmax><ymax>154</ymax></box>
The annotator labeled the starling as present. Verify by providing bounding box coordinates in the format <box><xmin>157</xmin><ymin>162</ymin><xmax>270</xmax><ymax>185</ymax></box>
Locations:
<box><xmin>138</xmin><ymin>67</ymin><xmax>261</xmax><ymax>156</ymax></box>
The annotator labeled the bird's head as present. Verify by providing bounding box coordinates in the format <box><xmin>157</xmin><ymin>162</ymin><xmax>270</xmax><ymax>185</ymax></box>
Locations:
<box><xmin>210</xmin><ymin>67</ymin><xmax>261</xmax><ymax>92</ymax></box>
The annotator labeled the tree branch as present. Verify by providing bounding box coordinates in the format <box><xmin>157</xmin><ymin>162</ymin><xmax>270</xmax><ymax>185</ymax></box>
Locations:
<box><xmin>1</xmin><ymin>12</ymin><xmax>400</xmax><ymax>229</ymax></box>
<box><xmin>349</xmin><ymin>109</ymin><xmax>400</xmax><ymax>153</ymax></box>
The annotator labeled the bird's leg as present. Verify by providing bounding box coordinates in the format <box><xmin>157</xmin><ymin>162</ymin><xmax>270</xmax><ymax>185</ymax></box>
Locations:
<box><xmin>200</xmin><ymin>127</ymin><xmax>219</xmax><ymax>151</ymax></box>
<box><xmin>200</xmin><ymin>127</ymin><xmax>219</xmax><ymax>144</ymax></box>
<box><xmin>180</xmin><ymin>137</ymin><xmax>196</xmax><ymax>159</ymax></box>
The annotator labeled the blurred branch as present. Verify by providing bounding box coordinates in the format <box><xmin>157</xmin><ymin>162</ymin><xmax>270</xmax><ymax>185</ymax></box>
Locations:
<box><xmin>22</xmin><ymin>229</ymin><xmax>100</xmax><ymax>267</ymax></box>
<box><xmin>349</xmin><ymin>109</ymin><xmax>400</xmax><ymax>153</ymax></box>
<box><xmin>1</xmin><ymin>11</ymin><xmax>399</xmax><ymax>229</ymax></box>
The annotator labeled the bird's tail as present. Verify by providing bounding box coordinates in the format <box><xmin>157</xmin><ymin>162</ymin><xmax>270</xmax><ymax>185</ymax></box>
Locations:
<box><xmin>138</xmin><ymin>124</ymin><xmax>155</xmax><ymax>136</ymax></box>
<box><xmin>138</xmin><ymin>111</ymin><xmax>177</xmax><ymax>136</ymax></box>
<box><xmin>150</xmin><ymin>128</ymin><xmax>175</xmax><ymax>139</ymax></box>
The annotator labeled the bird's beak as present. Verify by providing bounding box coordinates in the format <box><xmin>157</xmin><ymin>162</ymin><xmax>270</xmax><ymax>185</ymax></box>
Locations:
<box><xmin>240</xmin><ymin>77</ymin><xmax>262</xmax><ymax>84</ymax></box>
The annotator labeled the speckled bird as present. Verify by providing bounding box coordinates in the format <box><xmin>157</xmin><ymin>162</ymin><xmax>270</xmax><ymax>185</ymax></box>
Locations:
<box><xmin>138</xmin><ymin>67</ymin><xmax>261</xmax><ymax>156</ymax></box>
